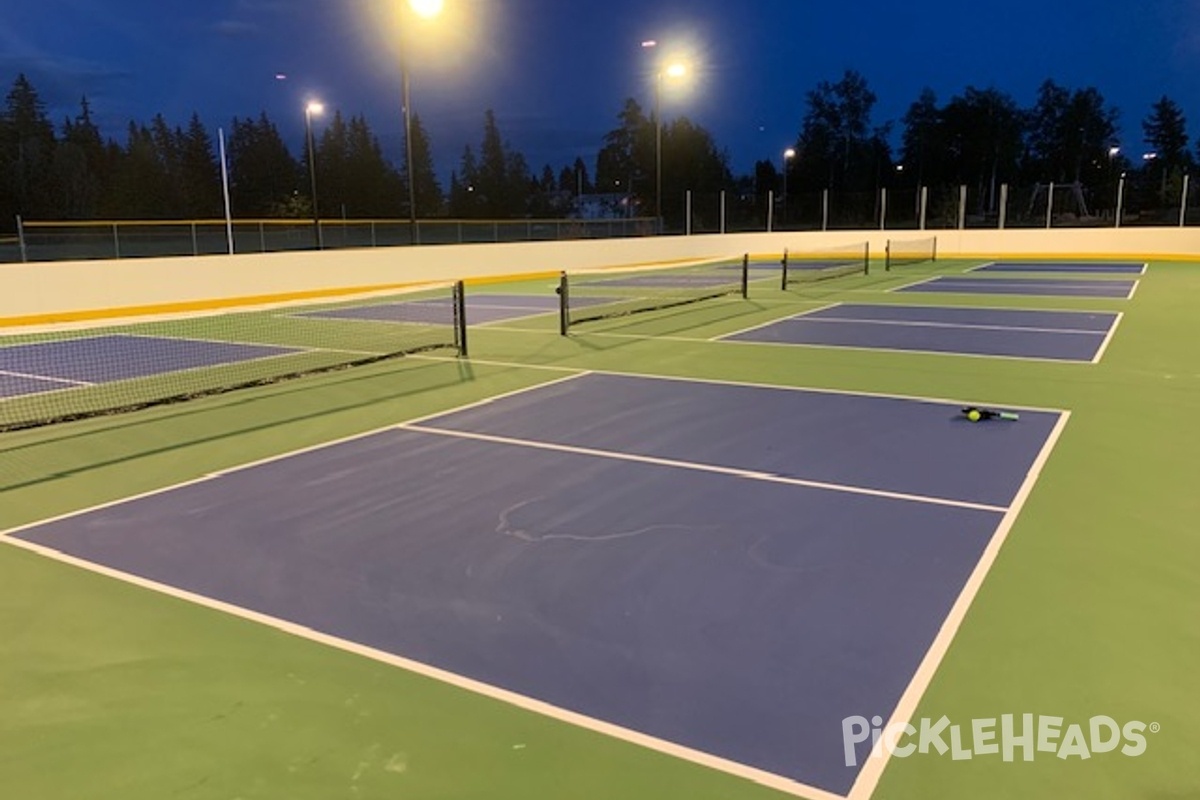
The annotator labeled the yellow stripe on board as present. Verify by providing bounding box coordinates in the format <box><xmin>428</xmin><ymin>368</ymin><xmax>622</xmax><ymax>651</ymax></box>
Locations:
<box><xmin>955</xmin><ymin>251</ymin><xmax>1198</xmax><ymax>263</ymax></box>
<box><xmin>0</xmin><ymin>282</ymin><xmax>433</xmax><ymax>329</ymax></box>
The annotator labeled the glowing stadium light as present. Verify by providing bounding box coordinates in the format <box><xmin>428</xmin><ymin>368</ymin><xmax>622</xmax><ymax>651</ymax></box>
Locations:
<box><xmin>409</xmin><ymin>0</ymin><xmax>444</xmax><ymax>19</ymax></box>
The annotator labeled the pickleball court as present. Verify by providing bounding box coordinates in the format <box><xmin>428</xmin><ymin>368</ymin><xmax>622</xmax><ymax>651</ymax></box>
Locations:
<box><xmin>7</xmin><ymin>371</ymin><xmax>1065</xmax><ymax>796</ymax></box>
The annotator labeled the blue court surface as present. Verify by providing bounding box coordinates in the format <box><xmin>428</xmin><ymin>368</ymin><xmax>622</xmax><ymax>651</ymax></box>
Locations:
<box><xmin>298</xmin><ymin>294</ymin><xmax>596</xmax><ymax>325</ymax></box>
<box><xmin>721</xmin><ymin>303</ymin><xmax>1120</xmax><ymax>362</ymax></box>
<box><xmin>0</xmin><ymin>334</ymin><xmax>301</xmax><ymax>399</ymax></box>
<box><xmin>971</xmin><ymin>261</ymin><xmax>1146</xmax><ymax>274</ymax></box>
<box><xmin>897</xmin><ymin>276</ymin><xmax>1137</xmax><ymax>298</ymax></box>
<box><xmin>11</xmin><ymin>372</ymin><xmax>1063</xmax><ymax>795</ymax></box>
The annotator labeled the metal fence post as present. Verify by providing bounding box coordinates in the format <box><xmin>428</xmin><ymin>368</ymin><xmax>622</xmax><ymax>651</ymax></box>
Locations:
<box><xmin>880</xmin><ymin>187</ymin><xmax>887</xmax><ymax>230</ymax></box>
<box><xmin>957</xmin><ymin>185</ymin><xmax>967</xmax><ymax>230</ymax></box>
<box><xmin>821</xmin><ymin>189</ymin><xmax>829</xmax><ymax>231</ymax></box>
<box><xmin>766</xmin><ymin>190</ymin><xmax>774</xmax><ymax>233</ymax></box>
<box><xmin>918</xmin><ymin>187</ymin><xmax>927</xmax><ymax>231</ymax></box>
<box><xmin>1115</xmin><ymin>175</ymin><xmax>1125</xmax><ymax>228</ymax></box>
<box><xmin>112</xmin><ymin>222</ymin><xmax>121</xmax><ymax>258</ymax></box>
<box><xmin>16</xmin><ymin>215</ymin><xmax>27</xmax><ymax>262</ymax></box>
<box><xmin>1180</xmin><ymin>174</ymin><xmax>1190</xmax><ymax>227</ymax></box>
<box><xmin>998</xmin><ymin>184</ymin><xmax>1008</xmax><ymax>229</ymax></box>
<box><xmin>1045</xmin><ymin>181</ymin><xmax>1055</xmax><ymax>228</ymax></box>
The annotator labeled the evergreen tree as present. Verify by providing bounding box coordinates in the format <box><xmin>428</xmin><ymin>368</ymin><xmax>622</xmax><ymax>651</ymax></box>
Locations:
<box><xmin>900</xmin><ymin>88</ymin><xmax>942</xmax><ymax>187</ymax></box>
<box><xmin>403</xmin><ymin>113</ymin><xmax>443</xmax><ymax>217</ymax></box>
<box><xmin>178</xmin><ymin>114</ymin><xmax>220</xmax><ymax>218</ymax></box>
<box><xmin>1142</xmin><ymin>97</ymin><xmax>1191</xmax><ymax>206</ymax></box>
<box><xmin>448</xmin><ymin>146</ymin><xmax>482</xmax><ymax>217</ymax></box>
<box><xmin>793</xmin><ymin>69</ymin><xmax>883</xmax><ymax>192</ymax></box>
<box><xmin>344</xmin><ymin>113</ymin><xmax>394</xmax><ymax>216</ymax></box>
<box><xmin>2</xmin><ymin>73</ymin><xmax>58</xmax><ymax>220</ymax></box>
<box><xmin>107</xmin><ymin>122</ymin><xmax>174</xmax><ymax>217</ymax></box>
<box><xmin>595</xmin><ymin>98</ymin><xmax>649</xmax><ymax>196</ymax></box>
<box><xmin>314</xmin><ymin>110</ymin><xmax>349</xmax><ymax>218</ymax></box>
<box><xmin>1025</xmin><ymin>80</ymin><xmax>1117</xmax><ymax>184</ymax></box>
<box><xmin>53</xmin><ymin>96</ymin><xmax>108</xmax><ymax>218</ymax></box>
<box><xmin>229</xmin><ymin>112</ymin><xmax>300</xmax><ymax>216</ymax></box>
<box><xmin>939</xmin><ymin>87</ymin><xmax>1023</xmax><ymax>212</ymax></box>
<box><xmin>1143</xmin><ymin>96</ymin><xmax>1189</xmax><ymax>166</ymax></box>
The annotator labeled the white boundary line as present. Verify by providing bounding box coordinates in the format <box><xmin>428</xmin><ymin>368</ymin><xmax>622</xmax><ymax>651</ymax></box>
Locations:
<box><xmin>1090</xmin><ymin>311</ymin><xmax>1125</xmax><ymax>364</ymax></box>
<box><xmin>845</xmin><ymin>411</ymin><xmax>1071</xmax><ymax>800</ymax></box>
<box><xmin>403</xmin><ymin>423</ymin><xmax>1008</xmax><ymax>514</ymax></box>
<box><xmin>0</xmin><ymin>535</ymin><xmax>842</xmax><ymax>800</ymax></box>
<box><xmin>806</xmin><ymin>300</ymin><xmax>1122</xmax><ymax>318</ymax></box>
<box><xmin>116</xmin><ymin>331</ymin><xmax>304</xmax><ymax>352</ymax></box>
<box><xmin>408</xmin><ymin>355</ymin><xmax>1069</xmax><ymax>415</ymax></box>
<box><xmin>712</xmin><ymin>303</ymin><xmax>844</xmax><ymax>341</ymax></box>
<box><xmin>738</xmin><ymin>315</ymin><xmax>1111</xmax><ymax>337</ymax></box>
<box><xmin>893</xmin><ymin>277</ymin><xmax>1138</xmax><ymax>300</ymax></box>
<box><xmin>713</xmin><ymin>335</ymin><xmax>1099</xmax><ymax>365</ymax></box>
<box><xmin>967</xmin><ymin>261</ymin><xmax>1147</xmax><ymax>275</ymax></box>
<box><xmin>887</xmin><ymin>277</ymin><xmax>938</xmax><ymax>293</ymax></box>
<box><xmin>0</xmin><ymin>368</ymin><xmax>93</xmax><ymax>387</ymax></box>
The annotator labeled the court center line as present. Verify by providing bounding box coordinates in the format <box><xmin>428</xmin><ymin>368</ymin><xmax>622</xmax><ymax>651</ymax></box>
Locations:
<box><xmin>0</xmin><ymin>368</ymin><xmax>94</xmax><ymax>387</ymax></box>
<box><xmin>402</xmin><ymin>423</ymin><xmax>1009</xmax><ymax>514</ymax></box>
<box><xmin>886</xmin><ymin>277</ymin><xmax>937</xmax><ymax>293</ymax></box>
<box><xmin>713</xmin><ymin>302</ymin><xmax>843</xmax><ymax>341</ymax></box>
<box><xmin>769</xmin><ymin>316</ymin><xmax>1111</xmax><ymax>336</ymax></box>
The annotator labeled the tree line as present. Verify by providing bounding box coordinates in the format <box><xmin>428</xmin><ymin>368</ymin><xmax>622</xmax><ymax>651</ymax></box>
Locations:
<box><xmin>768</xmin><ymin>71</ymin><xmax>1195</xmax><ymax>221</ymax></box>
<box><xmin>2</xmin><ymin>69</ymin><xmax>1197</xmax><ymax>231</ymax></box>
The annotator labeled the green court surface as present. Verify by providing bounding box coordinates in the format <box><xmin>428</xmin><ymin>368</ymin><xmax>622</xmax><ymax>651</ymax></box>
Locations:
<box><xmin>1</xmin><ymin>257</ymin><xmax>1197</xmax><ymax>799</ymax></box>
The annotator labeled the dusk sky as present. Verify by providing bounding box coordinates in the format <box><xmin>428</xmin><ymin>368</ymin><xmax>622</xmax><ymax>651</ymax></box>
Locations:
<box><xmin>4</xmin><ymin>0</ymin><xmax>1199</xmax><ymax>183</ymax></box>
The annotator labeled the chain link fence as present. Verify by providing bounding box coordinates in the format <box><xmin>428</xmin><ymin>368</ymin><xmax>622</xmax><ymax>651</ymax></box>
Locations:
<box><xmin>6</xmin><ymin>178</ymin><xmax>1197</xmax><ymax>262</ymax></box>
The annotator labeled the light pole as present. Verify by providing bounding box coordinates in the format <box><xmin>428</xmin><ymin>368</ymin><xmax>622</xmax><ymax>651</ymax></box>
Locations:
<box><xmin>781</xmin><ymin>148</ymin><xmax>796</xmax><ymax>225</ymax></box>
<box><xmin>304</xmin><ymin>101</ymin><xmax>324</xmax><ymax>249</ymax></box>
<box><xmin>402</xmin><ymin>0</ymin><xmax>443</xmax><ymax>244</ymax></box>
<box><xmin>642</xmin><ymin>41</ymin><xmax>687</xmax><ymax>232</ymax></box>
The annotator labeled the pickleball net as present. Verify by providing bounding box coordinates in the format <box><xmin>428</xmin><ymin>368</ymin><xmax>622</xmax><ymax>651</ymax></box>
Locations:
<box><xmin>780</xmin><ymin>242</ymin><xmax>870</xmax><ymax>290</ymax></box>
<box><xmin>0</xmin><ymin>281</ymin><xmax>467</xmax><ymax>432</ymax></box>
<box><xmin>558</xmin><ymin>254</ymin><xmax>749</xmax><ymax>333</ymax></box>
<box><xmin>885</xmin><ymin>236</ymin><xmax>938</xmax><ymax>270</ymax></box>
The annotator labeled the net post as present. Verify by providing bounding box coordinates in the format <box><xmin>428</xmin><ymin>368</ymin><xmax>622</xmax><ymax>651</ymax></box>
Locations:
<box><xmin>931</xmin><ymin>236</ymin><xmax>938</xmax><ymax>262</ymax></box>
<box><xmin>741</xmin><ymin>253</ymin><xmax>749</xmax><ymax>299</ymax></box>
<box><xmin>557</xmin><ymin>271</ymin><xmax>569</xmax><ymax>336</ymax></box>
<box><xmin>863</xmin><ymin>242</ymin><xmax>870</xmax><ymax>276</ymax></box>
<box><xmin>780</xmin><ymin>248</ymin><xmax>789</xmax><ymax>290</ymax></box>
<box><xmin>885</xmin><ymin>239</ymin><xmax>892</xmax><ymax>272</ymax></box>
<box><xmin>453</xmin><ymin>280</ymin><xmax>468</xmax><ymax>357</ymax></box>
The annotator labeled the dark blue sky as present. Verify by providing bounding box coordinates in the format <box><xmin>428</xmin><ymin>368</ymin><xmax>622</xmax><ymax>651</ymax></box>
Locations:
<box><xmin>4</xmin><ymin>0</ymin><xmax>1198</xmax><ymax>183</ymax></box>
